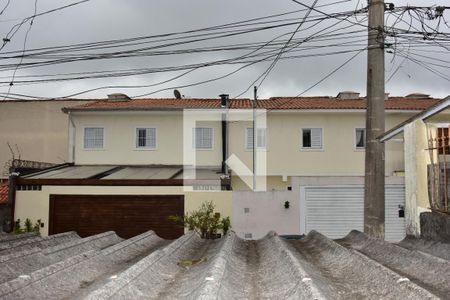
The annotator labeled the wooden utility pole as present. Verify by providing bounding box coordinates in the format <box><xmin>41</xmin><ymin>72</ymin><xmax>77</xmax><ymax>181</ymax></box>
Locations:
<box><xmin>364</xmin><ymin>0</ymin><xmax>385</xmax><ymax>239</ymax></box>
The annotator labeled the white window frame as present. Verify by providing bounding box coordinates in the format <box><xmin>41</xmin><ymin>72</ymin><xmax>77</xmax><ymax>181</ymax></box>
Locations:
<box><xmin>301</xmin><ymin>128</ymin><xmax>323</xmax><ymax>150</ymax></box>
<box><xmin>83</xmin><ymin>127</ymin><xmax>105</xmax><ymax>150</ymax></box>
<box><xmin>355</xmin><ymin>128</ymin><xmax>366</xmax><ymax>150</ymax></box>
<box><xmin>134</xmin><ymin>127</ymin><xmax>158</xmax><ymax>150</ymax></box>
<box><xmin>245</xmin><ymin>127</ymin><xmax>267</xmax><ymax>150</ymax></box>
<box><xmin>192</xmin><ymin>127</ymin><xmax>214</xmax><ymax>150</ymax></box>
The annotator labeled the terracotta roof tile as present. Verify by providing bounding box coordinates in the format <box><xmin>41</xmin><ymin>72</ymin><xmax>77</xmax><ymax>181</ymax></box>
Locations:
<box><xmin>63</xmin><ymin>96</ymin><xmax>441</xmax><ymax>112</ymax></box>
<box><xmin>0</xmin><ymin>184</ymin><xmax>8</xmax><ymax>204</ymax></box>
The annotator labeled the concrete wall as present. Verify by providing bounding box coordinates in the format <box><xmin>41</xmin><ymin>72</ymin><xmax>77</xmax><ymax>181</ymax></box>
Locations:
<box><xmin>0</xmin><ymin>204</ymin><xmax>10</xmax><ymax>232</ymax></box>
<box><xmin>420</xmin><ymin>211</ymin><xmax>450</xmax><ymax>242</ymax></box>
<box><xmin>403</xmin><ymin>120</ymin><xmax>433</xmax><ymax>236</ymax></box>
<box><xmin>232</xmin><ymin>190</ymin><xmax>296</xmax><ymax>239</ymax></box>
<box><xmin>15</xmin><ymin>186</ymin><xmax>232</xmax><ymax>236</ymax></box>
<box><xmin>0</xmin><ymin>100</ymin><xmax>92</xmax><ymax>178</ymax></box>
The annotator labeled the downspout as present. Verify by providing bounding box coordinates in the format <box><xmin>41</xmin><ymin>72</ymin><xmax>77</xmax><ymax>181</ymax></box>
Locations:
<box><xmin>68</xmin><ymin>112</ymin><xmax>76</xmax><ymax>163</ymax></box>
<box><xmin>220</xmin><ymin>94</ymin><xmax>229</xmax><ymax>175</ymax></box>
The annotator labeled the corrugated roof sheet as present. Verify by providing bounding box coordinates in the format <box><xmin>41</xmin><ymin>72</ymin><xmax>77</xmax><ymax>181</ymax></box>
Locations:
<box><xmin>24</xmin><ymin>166</ymin><xmax>116</xmax><ymax>179</ymax></box>
<box><xmin>101</xmin><ymin>167</ymin><xmax>181</xmax><ymax>180</ymax></box>
<box><xmin>0</xmin><ymin>230</ymin><xmax>448</xmax><ymax>299</ymax></box>
<box><xmin>22</xmin><ymin>165</ymin><xmax>224</xmax><ymax>181</ymax></box>
<box><xmin>63</xmin><ymin>97</ymin><xmax>441</xmax><ymax>112</ymax></box>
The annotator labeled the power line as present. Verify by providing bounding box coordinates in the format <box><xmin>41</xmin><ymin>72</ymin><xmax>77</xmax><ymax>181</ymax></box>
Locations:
<box><xmin>4</xmin><ymin>0</ymin><xmax>38</xmax><ymax>100</ymax></box>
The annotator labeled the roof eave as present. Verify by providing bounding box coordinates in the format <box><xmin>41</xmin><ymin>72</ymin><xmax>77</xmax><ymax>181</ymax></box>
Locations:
<box><xmin>380</xmin><ymin>97</ymin><xmax>450</xmax><ymax>142</ymax></box>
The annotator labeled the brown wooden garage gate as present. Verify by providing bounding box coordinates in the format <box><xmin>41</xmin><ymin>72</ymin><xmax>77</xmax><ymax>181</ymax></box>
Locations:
<box><xmin>49</xmin><ymin>194</ymin><xmax>184</xmax><ymax>239</ymax></box>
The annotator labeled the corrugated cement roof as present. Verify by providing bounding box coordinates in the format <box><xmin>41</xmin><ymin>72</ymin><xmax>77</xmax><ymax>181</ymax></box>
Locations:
<box><xmin>0</xmin><ymin>230</ymin><xmax>448</xmax><ymax>299</ymax></box>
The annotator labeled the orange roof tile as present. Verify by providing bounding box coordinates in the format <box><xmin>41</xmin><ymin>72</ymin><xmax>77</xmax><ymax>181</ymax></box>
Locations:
<box><xmin>62</xmin><ymin>96</ymin><xmax>441</xmax><ymax>112</ymax></box>
<box><xmin>0</xmin><ymin>184</ymin><xmax>8</xmax><ymax>204</ymax></box>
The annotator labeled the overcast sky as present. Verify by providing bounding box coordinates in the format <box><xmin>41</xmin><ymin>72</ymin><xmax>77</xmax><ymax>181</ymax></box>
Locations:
<box><xmin>0</xmin><ymin>0</ymin><xmax>448</xmax><ymax>99</ymax></box>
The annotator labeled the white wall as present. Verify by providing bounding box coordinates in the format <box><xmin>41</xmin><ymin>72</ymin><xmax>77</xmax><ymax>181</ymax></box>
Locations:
<box><xmin>232</xmin><ymin>190</ymin><xmax>296</xmax><ymax>239</ymax></box>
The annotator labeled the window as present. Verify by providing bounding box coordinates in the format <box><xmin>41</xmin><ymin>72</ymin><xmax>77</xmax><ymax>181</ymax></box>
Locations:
<box><xmin>302</xmin><ymin>128</ymin><xmax>322</xmax><ymax>149</ymax></box>
<box><xmin>193</xmin><ymin>127</ymin><xmax>213</xmax><ymax>149</ymax></box>
<box><xmin>136</xmin><ymin>128</ymin><xmax>157</xmax><ymax>149</ymax></box>
<box><xmin>355</xmin><ymin>128</ymin><xmax>366</xmax><ymax>149</ymax></box>
<box><xmin>437</xmin><ymin>127</ymin><xmax>449</xmax><ymax>155</ymax></box>
<box><xmin>246</xmin><ymin>128</ymin><xmax>267</xmax><ymax>149</ymax></box>
<box><xmin>84</xmin><ymin>127</ymin><xmax>104</xmax><ymax>149</ymax></box>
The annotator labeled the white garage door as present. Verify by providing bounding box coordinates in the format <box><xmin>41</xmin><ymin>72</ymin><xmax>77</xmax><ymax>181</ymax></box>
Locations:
<box><xmin>301</xmin><ymin>185</ymin><xmax>405</xmax><ymax>242</ymax></box>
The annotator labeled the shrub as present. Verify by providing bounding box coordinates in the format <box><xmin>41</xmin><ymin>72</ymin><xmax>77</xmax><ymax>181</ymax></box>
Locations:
<box><xmin>169</xmin><ymin>201</ymin><xmax>231</xmax><ymax>239</ymax></box>
<box><xmin>11</xmin><ymin>218</ymin><xmax>41</xmax><ymax>235</ymax></box>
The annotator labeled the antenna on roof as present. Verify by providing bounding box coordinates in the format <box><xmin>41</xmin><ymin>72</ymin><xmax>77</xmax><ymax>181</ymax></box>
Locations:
<box><xmin>174</xmin><ymin>89</ymin><xmax>182</xmax><ymax>99</ymax></box>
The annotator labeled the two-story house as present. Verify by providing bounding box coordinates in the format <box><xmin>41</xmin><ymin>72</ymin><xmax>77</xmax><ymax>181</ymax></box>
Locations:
<box><xmin>12</xmin><ymin>92</ymin><xmax>442</xmax><ymax>240</ymax></box>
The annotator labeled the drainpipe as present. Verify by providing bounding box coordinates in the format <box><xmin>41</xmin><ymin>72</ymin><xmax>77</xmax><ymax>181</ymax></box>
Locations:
<box><xmin>68</xmin><ymin>112</ymin><xmax>76</xmax><ymax>163</ymax></box>
<box><xmin>7</xmin><ymin>172</ymin><xmax>19</xmax><ymax>232</ymax></box>
<box><xmin>219</xmin><ymin>94</ymin><xmax>229</xmax><ymax>175</ymax></box>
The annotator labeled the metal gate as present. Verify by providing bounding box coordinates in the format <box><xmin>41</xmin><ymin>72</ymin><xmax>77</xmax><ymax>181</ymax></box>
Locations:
<box><xmin>300</xmin><ymin>185</ymin><xmax>405</xmax><ymax>242</ymax></box>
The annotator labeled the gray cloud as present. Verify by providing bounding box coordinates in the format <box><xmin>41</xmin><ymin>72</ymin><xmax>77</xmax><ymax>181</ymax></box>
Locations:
<box><xmin>0</xmin><ymin>0</ymin><xmax>448</xmax><ymax>99</ymax></box>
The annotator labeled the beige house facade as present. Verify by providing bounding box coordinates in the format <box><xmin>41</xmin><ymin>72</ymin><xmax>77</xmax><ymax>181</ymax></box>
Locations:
<box><xmin>12</xmin><ymin>93</ymin><xmax>444</xmax><ymax>240</ymax></box>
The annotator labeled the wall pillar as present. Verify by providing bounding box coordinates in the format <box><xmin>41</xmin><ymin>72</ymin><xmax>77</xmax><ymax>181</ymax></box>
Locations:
<box><xmin>404</xmin><ymin>120</ymin><xmax>431</xmax><ymax>236</ymax></box>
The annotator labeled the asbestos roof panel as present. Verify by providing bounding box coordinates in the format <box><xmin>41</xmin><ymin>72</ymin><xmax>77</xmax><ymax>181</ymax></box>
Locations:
<box><xmin>25</xmin><ymin>166</ymin><xmax>116</xmax><ymax>179</ymax></box>
<box><xmin>0</xmin><ymin>230</ymin><xmax>446</xmax><ymax>299</ymax></box>
<box><xmin>101</xmin><ymin>167</ymin><xmax>181</xmax><ymax>180</ymax></box>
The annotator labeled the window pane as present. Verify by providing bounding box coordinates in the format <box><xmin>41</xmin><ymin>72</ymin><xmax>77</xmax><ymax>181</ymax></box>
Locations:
<box><xmin>356</xmin><ymin>128</ymin><xmax>365</xmax><ymax>148</ymax></box>
<box><xmin>438</xmin><ymin>128</ymin><xmax>449</xmax><ymax>155</ymax></box>
<box><xmin>194</xmin><ymin>128</ymin><xmax>213</xmax><ymax>149</ymax></box>
<box><xmin>310</xmin><ymin>128</ymin><xmax>322</xmax><ymax>148</ymax></box>
<box><xmin>136</xmin><ymin>128</ymin><xmax>156</xmax><ymax>148</ymax></box>
<box><xmin>246</xmin><ymin>128</ymin><xmax>253</xmax><ymax>149</ymax></box>
<box><xmin>84</xmin><ymin>127</ymin><xmax>103</xmax><ymax>149</ymax></box>
<box><xmin>302</xmin><ymin>129</ymin><xmax>311</xmax><ymax>148</ymax></box>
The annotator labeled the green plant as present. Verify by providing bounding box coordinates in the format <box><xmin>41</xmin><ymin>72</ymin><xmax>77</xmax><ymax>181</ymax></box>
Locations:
<box><xmin>12</xmin><ymin>219</ymin><xmax>23</xmax><ymax>234</ymax></box>
<box><xmin>221</xmin><ymin>216</ymin><xmax>231</xmax><ymax>235</ymax></box>
<box><xmin>33</xmin><ymin>219</ymin><xmax>42</xmax><ymax>235</ymax></box>
<box><xmin>24</xmin><ymin>218</ymin><xmax>33</xmax><ymax>232</ymax></box>
<box><xmin>169</xmin><ymin>201</ymin><xmax>231</xmax><ymax>239</ymax></box>
<box><xmin>11</xmin><ymin>218</ymin><xmax>41</xmax><ymax>235</ymax></box>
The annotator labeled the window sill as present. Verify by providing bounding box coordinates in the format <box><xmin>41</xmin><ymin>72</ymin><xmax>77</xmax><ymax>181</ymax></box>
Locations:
<box><xmin>245</xmin><ymin>148</ymin><xmax>268</xmax><ymax>152</ymax></box>
<box><xmin>82</xmin><ymin>148</ymin><xmax>106</xmax><ymax>151</ymax></box>
<box><xmin>300</xmin><ymin>148</ymin><xmax>324</xmax><ymax>152</ymax></box>
<box><xmin>134</xmin><ymin>148</ymin><xmax>158</xmax><ymax>151</ymax></box>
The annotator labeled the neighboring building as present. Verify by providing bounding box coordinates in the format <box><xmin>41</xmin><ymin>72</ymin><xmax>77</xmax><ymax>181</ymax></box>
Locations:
<box><xmin>12</xmin><ymin>92</ymin><xmax>443</xmax><ymax>240</ymax></box>
<box><xmin>0</xmin><ymin>99</ymin><xmax>96</xmax><ymax>179</ymax></box>
<box><xmin>380</xmin><ymin>96</ymin><xmax>450</xmax><ymax>236</ymax></box>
